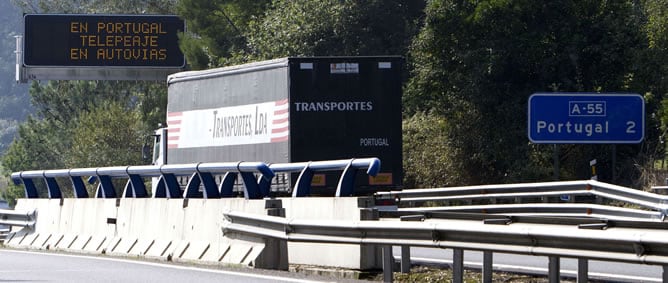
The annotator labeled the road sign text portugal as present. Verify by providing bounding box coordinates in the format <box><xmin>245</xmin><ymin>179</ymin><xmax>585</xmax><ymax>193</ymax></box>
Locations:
<box><xmin>528</xmin><ymin>93</ymin><xmax>644</xmax><ymax>144</ymax></box>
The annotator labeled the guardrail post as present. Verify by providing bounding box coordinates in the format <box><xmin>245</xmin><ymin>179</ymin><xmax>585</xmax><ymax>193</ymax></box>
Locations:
<box><xmin>254</xmin><ymin>199</ymin><xmax>288</xmax><ymax>270</ymax></box>
<box><xmin>400</xmin><ymin>246</ymin><xmax>410</xmax><ymax>273</ymax></box>
<box><xmin>240</xmin><ymin>172</ymin><xmax>262</xmax><ymax>199</ymax></box>
<box><xmin>548</xmin><ymin>256</ymin><xmax>560</xmax><ymax>283</ymax></box>
<box><xmin>335</xmin><ymin>160</ymin><xmax>356</xmax><ymax>197</ymax></box>
<box><xmin>96</xmin><ymin>175</ymin><xmax>117</xmax><ymax>198</ymax></box>
<box><xmin>219</xmin><ymin>172</ymin><xmax>237</xmax><ymax>197</ymax></box>
<box><xmin>198</xmin><ymin>171</ymin><xmax>220</xmax><ymax>198</ymax></box>
<box><xmin>359</xmin><ymin>197</ymin><xmax>379</xmax><ymax>220</ymax></box>
<box><xmin>44</xmin><ymin>177</ymin><xmax>62</xmax><ymax>199</ymax></box>
<box><xmin>13</xmin><ymin>177</ymin><xmax>38</xmax><ymax>198</ymax></box>
<box><xmin>257</xmin><ymin>174</ymin><xmax>272</xmax><ymax>197</ymax></box>
<box><xmin>382</xmin><ymin>245</ymin><xmax>393</xmax><ymax>283</ymax></box>
<box><xmin>123</xmin><ymin>174</ymin><xmax>147</xmax><ymax>198</ymax></box>
<box><xmin>482</xmin><ymin>251</ymin><xmax>493</xmax><ymax>283</ymax></box>
<box><xmin>153</xmin><ymin>174</ymin><xmax>179</xmax><ymax>198</ymax></box>
<box><xmin>663</xmin><ymin>265</ymin><xmax>668</xmax><ymax>283</ymax></box>
<box><xmin>389</xmin><ymin>201</ymin><xmax>414</xmax><ymax>274</ymax></box>
<box><xmin>184</xmin><ymin>172</ymin><xmax>204</xmax><ymax>198</ymax></box>
<box><xmin>292</xmin><ymin>166</ymin><xmax>313</xmax><ymax>197</ymax></box>
<box><xmin>70</xmin><ymin>176</ymin><xmax>89</xmax><ymax>198</ymax></box>
<box><xmin>577</xmin><ymin>258</ymin><xmax>588</xmax><ymax>283</ymax></box>
<box><xmin>153</xmin><ymin>176</ymin><xmax>167</xmax><ymax>198</ymax></box>
<box><xmin>453</xmin><ymin>248</ymin><xmax>464</xmax><ymax>283</ymax></box>
<box><xmin>358</xmin><ymin>197</ymin><xmax>384</xmax><ymax>274</ymax></box>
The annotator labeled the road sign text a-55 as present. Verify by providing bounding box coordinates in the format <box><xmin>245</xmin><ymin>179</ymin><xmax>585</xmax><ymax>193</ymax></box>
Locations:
<box><xmin>528</xmin><ymin>93</ymin><xmax>644</xmax><ymax>144</ymax></box>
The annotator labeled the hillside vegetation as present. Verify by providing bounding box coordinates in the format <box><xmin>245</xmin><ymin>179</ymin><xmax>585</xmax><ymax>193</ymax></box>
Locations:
<box><xmin>1</xmin><ymin>0</ymin><xmax>667</xmax><ymax>204</ymax></box>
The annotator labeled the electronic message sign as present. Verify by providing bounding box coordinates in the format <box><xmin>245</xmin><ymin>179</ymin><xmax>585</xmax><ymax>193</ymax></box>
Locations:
<box><xmin>528</xmin><ymin>93</ymin><xmax>644</xmax><ymax>144</ymax></box>
<box><xmin>24</xmin><ymin>14</ymin><xmax>185</xmax><ymax>68</ymax></box>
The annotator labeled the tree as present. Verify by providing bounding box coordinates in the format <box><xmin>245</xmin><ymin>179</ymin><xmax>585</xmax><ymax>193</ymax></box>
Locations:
<box><xmin>175</xmin><ymin>0</ymin><xmax>424</xmax><ymax>67</ymax></box>
<box><xmin>247</xmin><ymin>0</ymin><xmax>425</xmax><ymax>59</ymax></box>
<box><xmin>646</xmin><ymin>0</ymin><xmax>668</xmax><ymax>140</ymax></box>
<box><xmin>2</xmin><ymin>0</ymin><xmax>173</xmax><ymax>202</ymax></box>
<box><xmin>67</xmin><ymin>102</ymin><xmax>144</xmax><ymax>167</ymax></box>
<box><xmin>13</xmin><ymin>0</ymin><xmax>177</xmax><ymax>14</ymax></box>
<box><xmin>405</xmin><ymin>0</ymin><xmax>655</xmax><ymax>186</ymax></box>
<box><xmin>176</xmin><ymin>0</ymin><xmax>271</xmax><ymax>69</ymax></box>
<box><xmin>403</xmin><ymin>111</ymin><xmax>457</xmax><ymax>188</ymax></box>
<box><xmin>2</xmin><ymin>118</ymin><xmax>66</xmax><ymax>172</ymax></box>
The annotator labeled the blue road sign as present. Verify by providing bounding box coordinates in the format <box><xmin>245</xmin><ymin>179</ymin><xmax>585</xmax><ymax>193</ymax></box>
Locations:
<box><xmin>528</xmin><ymin>93</ymin><xmax>644</xmax><ymax>144</ymax></box>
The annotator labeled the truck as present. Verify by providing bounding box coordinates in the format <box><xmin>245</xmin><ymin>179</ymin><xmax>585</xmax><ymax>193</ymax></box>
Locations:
<box><xmin>151</xmin><ymin>56</ymin><xmax>403</xmax><ymax>195</ymax></box>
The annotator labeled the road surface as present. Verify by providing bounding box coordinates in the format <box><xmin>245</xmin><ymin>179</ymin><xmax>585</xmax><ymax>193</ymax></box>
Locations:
<box><xmin>0</xmin><ymin>249</ymin><xmax>363</xmax><ymax>283</ymax></box>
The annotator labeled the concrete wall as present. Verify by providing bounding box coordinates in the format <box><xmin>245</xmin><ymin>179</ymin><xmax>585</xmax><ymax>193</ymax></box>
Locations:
<box><xmin>6</xmin><ymin>197</ymin><xmax>379</xmax><ymax>270</ymax></box>
<box><xmin>281</xmin><ymin>197</ymin><xmax>381</xmax><ymax>269</ymax></box>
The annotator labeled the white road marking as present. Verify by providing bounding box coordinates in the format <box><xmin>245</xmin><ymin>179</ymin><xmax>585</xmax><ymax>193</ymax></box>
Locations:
<box><xmin>1</xmin><ymin>250</ymin><xmax>334</xmax><ymax>283</ymax></box>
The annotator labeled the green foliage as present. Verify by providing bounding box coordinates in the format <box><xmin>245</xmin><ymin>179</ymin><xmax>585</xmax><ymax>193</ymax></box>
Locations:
<box><xmin>645</xmin><ymin>0</ymin><xmax>668</xmax><ymax>50</ymax></box>
<box><xmin>13</xmin><ymin>0</ymin><xmax>177</xmax><ymax>14</ymax></box>
<box><xmin>404</xmin><ymin>0</ymin><xmax>656</xmax><ymax>185</ymax></box>
<box><xmin>1</xmin><ymin>80</ymin><xmax>165</xmax><ymax>169</ymax></box>
<box><xmin>1</xmin><ymin>117</ymin><xmax>67</xmax><ymax>201</ymax></box>
<box><xmin>4</xmin><ymin>185</ymin><xmax>23</xmax><ymax>208</ymax></box>
<box><xmin>403</xmin><ymin>112</ymin><xmax>457</xmax><ymax>188</ymax></box>
<box><xmin>646</xmin><ymin>0</ymin><xmax>668</xmax><ymax>161</ymax></box>
<box><xmin>176</xmin><ymin>0</ymin><xmax>271</xmax><ymax>68</ymax></box>
<box><xmin>67</xmin><ymin>102</ymin><xmax>144</xmax><ymax>167</ymax></box>
<box><xmin>247</xmin><ymin>0</ymin><xmax>425</xmax><ymax>59</ymax></box>
<box><xmin>3</xmin><ymin>0</ymin><xmax>667</xmax><ymax>201</ymax></box>
<box><xmin>2</xmin><ymin>118</ymin><xmax>67</xmax><ymax>173</ymax></box>
<box><xmin>1</xmin><ymin>1</ymin><xmax>171</xmax><ymax>203</ymax></box>
<box><xmin>1</xmin><ymin>80</ymin><xmax>164</xmax><ymax>201</ymax></box>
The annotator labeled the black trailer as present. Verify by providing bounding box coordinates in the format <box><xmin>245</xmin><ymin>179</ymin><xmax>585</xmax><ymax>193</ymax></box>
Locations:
<box><xmin>164</xmin><ymin>57</ymin><xmax>403</xmax><ymax>194</ymax></box>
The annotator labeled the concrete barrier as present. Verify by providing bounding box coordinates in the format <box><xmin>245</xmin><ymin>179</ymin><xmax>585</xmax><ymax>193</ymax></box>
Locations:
<box><xmin>7</xmin><ymin>196</ymin><xmax>378</xmax><ymax>270</ymax></box>
<box><xmin>7</xmin><ymin>198</ymin><xmax>275</xmax><ymax>266</ymax></box>
<box><xmin>281</xmin><ymin>197</ymin><xmax>381</xmax><ymax>269</ymax></box>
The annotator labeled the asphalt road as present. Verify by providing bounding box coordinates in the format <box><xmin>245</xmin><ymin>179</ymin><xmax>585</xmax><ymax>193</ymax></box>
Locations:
<box><xmin>2</xmin><ymin>246</ymin><xmax>661</xmax><ymax>282</ymax></box>
<box><xmin>0</xmin><ymin>249</ymin><xmax>362</xmax><ymax>283</ymax></box>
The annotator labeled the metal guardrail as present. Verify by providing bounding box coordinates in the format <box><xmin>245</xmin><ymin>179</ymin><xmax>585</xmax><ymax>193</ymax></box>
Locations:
<box><xmin>222</xmin><ymin>210</ymin><xmax>668</xmax><ymax>264</ymax></box>
<box><xmin>0</xmin><ymin>228</ymin><xmax>9</xmax><ymax>242</ymax></box>
<box><xmin>266</xmin><ymin>158</ymin><xmax>381</xmax><ymax>197</ymax></box>
<box><xmin>11</xmin><ymin>162</ymin><xmax>274</xmax><ymax>199</ymax></box>
<box><xmin>222</xmin><ymin>209</ymin><xmax>668</xmax><ymax>282</ymax></box>
<box><xmin>375</xmin><ymin>180</ymin><xmax>668</xmax><ymax>220</ymax></box>
<box><xmin>398</xmin><ymin>203</ymin><xmax>664</xmax><ymax>220</ymax></box>
<box><xmin>220</xmin><ymin>180</ymin><xmax>668</xmax><ymax>282</ymax></box>
<box><xmin>10</xmin><ymin>158</ymin><xmax>380</xmax><ymax>199</ymax></box>
<box><xmin>0</xmin><ymin>208</ymin><xmax>35</xmax><ymax>229</ymax></box>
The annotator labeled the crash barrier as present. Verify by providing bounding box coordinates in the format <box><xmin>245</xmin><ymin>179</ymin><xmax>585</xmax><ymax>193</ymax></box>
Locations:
<box><xmin>0</xmin><ymin>208</ymin><xmax>35</xmax><ymax>229</ymax></box>
<box><xmin>267</xmin><ymin>158</ymin><xmax>381</xmax><ymax>197</ymax></box>
<box><xmin>223</xmin><ymin>208</ymin><xmax>668</xmax><ymax>283</ymax></box>
<box><xmin>5</xmin><ymin>196</ymin><xmax>376</xmax><ymax>271</ymax></box>
<box><xmin>375</xmin><ymin>180</ymin><xmax>668</xmax><ymax>221</ymax></box>
<box><xmin>0</xmin><ymin>228</ymin><xmax>8</xmax><ymax>242</ymax></box>
<box><xmin>10</xmin><ymin>158</ymin><xmax>380</xmax><ymax>199</ymax></box>
<box><xmin>372</xmin><ymin>180</ymin><xmax>668</xmax><ymax>282</ymax></box>
<box><xmin>4</xmin><ymin>198</ymin><xmax>282</xmax><ymax>268</ymax></box>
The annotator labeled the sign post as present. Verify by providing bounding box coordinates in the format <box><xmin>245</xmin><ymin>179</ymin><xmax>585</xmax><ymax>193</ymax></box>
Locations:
<box><xmin>528</xmin><ymin>93</ymin><xmax>645</xmax><ymax>184</ymax></box>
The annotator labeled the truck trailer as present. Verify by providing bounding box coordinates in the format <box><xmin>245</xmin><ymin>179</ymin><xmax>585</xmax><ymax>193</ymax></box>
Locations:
<box><xmin>153</xmin><ymin>56</ymin><xmax>403</xmax><ymax>195</ymax></box>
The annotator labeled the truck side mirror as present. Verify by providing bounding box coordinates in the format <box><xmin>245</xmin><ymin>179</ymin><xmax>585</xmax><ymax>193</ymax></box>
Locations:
<box><xmin>142</xmin><ymin>143</ymin><xmax>151</xmax><ymax>162</ymax></box>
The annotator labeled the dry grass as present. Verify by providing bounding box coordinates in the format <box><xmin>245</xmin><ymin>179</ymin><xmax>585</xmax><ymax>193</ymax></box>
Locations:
<box><xmin>369</xmin><ymin>266</ymin><xmax>582</xmax><ymax>283</ymax></box>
